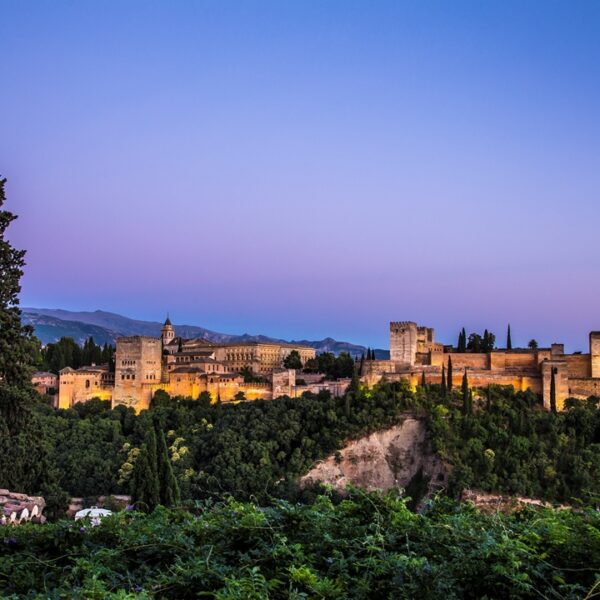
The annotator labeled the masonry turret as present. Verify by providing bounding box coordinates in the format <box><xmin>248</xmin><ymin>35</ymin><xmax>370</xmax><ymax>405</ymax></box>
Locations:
<box><xmin>161</xmin><ymin>316</ymin><xmax>175</xmax><ymax>347</ymax></box>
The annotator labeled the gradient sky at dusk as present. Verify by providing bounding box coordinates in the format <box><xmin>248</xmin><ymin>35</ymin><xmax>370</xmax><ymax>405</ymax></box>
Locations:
<box><xmin>2</xmin><ymin>1</ymin><xmax>599</xmax><ymax>350</ymax></box>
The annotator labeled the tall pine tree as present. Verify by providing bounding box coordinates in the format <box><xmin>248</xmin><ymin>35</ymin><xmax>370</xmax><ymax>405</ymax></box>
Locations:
<box><xmin>447</xmin><ymin>356</ymin><xmax>453</xmax><ymax>392</ymax></box>
<box><xmin>507</xmin><ymin>324</ymin><xmax>512</xmax><ymax>350</ymax></box>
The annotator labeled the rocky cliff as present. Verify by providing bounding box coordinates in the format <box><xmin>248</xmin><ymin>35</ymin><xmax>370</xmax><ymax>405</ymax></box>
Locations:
<box><xmin>301</xmin><ymin>416</ymin><xmax>447</xmax><ymax>500</ymax></box>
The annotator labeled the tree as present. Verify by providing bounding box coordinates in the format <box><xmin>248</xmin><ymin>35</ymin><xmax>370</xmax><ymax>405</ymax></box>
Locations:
<box><xmin>283</xmin><ymin>350</ymin><xmax>302</xmax><ymax>370</ymax></box>
<box><xmin>156</xmin><ymin>427</ymin><xmax>179</xmax><ymax>506</ymax></box>
<box><xmin>0</xmin><ymin>178</ymin><xmax>53</xmax><ymax>495</ymax></box>
<box><xmin>550</xmin><ymin>368</ymin><xmax>557</xmax><ymax>415</ymax></box>
<box><xmin>458</xmin><ymin>328</ymin><xmax>467</xmax><ymax>353</ymax></box>
<box><xmin>462</xmin><ymin>370</ymin><xmax>470</xmax><ymax>415</ymax></box>
<box><xmin>333</xmin><ymin>352</ymin><xmax>355</xmax><ymax>379</ymax></box>
<box><xmin>507</xmin><ymin>324</ymin><xmax>512</xmax><ymax>350</ymax></box>
<box><xmin>528</xmin><ymin>339</ymin><xmax>538</xmax><ymax>350</ymax></box>
<box><xmin>420</xmin><ymin>371</ymin><xmax>426</xmax><ymax>388</ymax></box>
<box><xmin>130</xmin><ymin>442</ymin><xmax>159</xmax><ymax>512</ymax></box>
<box><xmin>467</xmin><ymin>333</ymin><xmax>482</xmax><ymax>353</ymax></box>
<box><xmin>447</xmin><ymin>356</ymin><xmax>453</xmax><ymax>392</ymax></box>
<box><xmin>440</xmin><ymin>365</ymin><xmax>447</xmax><ymax>396</ymax></box>
<box><xmin>0</xmin><ymin>178</ymin><xmax>39</xmax><ymax>389</ymax></box>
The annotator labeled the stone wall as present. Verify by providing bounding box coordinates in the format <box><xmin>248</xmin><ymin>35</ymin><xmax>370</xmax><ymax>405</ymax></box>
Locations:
<box><xmin>58</xmin><ymin>367</ymin><xmax>113</xmax><ymax>409</ymax></box>
<box><xmin>113</xmin><ymin>337</ymin><xmax>162</xmax><ymax>412</ymax></box>
<box><xmin>590</xmin><ymin>333</ymin><xmax>600</xmax><ymax>378</ymax></box>
<box><xmin>541</xmin><ymin>360</ymin><xmax>569</xmax><ymax>411</ymax></box>
<box><xmin>567</xmin><ymin>377</ymin><xmax>600</xmax><ymax>400</ymax></box>
<box><xmin>566</xmin><ymin>354</ymin><xmax>591</xmax><ymax>378</ymax></box>
<box><xmin>390</xmin><ymin>321</ymin><xmax>417</xmax><ymax>365</ymax></box>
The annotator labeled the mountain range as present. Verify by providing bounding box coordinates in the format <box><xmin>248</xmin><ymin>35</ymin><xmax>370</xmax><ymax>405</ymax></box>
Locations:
<box><xmin>22</xmin><ymin>308</ymin><xmax>389</xmax><ymax>359</ymax></box>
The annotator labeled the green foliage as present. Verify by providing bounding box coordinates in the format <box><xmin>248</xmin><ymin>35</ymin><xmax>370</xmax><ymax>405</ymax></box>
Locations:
<box><xmin>41</xmin><ymin>336</ymin><xmax>115</xmax><ymax>373</ymax></box>
<box><xmin>0</xmin><ymin>178</ymin><xmax>54</xmax><ymax>495</ymax></box>
<box><xmin>34</xmin><ymin>382</ymin><xmax>600</xmax><ymax>509</ymax></box>
<box><xmin>461</xmin><ymin>370</ymin><xmax>470</xmax><ymax>415</ymax></box>
<box><xmin>305</xmin><ymin>352</ymin><xmax>355</xmax><ymax>379</ymax></box>
<box><xmin>0</xmin><ymin>177</ymin><xmax>39</xmax><ymax>389</ymax></box>
<box><xmin>1</xmin><ymin>492</ymin><xmax>599</xmax><ymax>598</ymax></box>
<box><xmin>457</xmin><ymin>328</ymin><xmax>467</xmax><ymax>352</ymax></box>
<box><xmin>157</xmin><ymin>427</ymin><xmax>180</xmax><ymax>506</ymax></box>
<box><xmin>507</xmin><ymin>324</ymin><xmax>513</xmax><ymax>350</ymax></box>
<box><xmin>283</xmin><ymin>350</ymin><xmax>303</xmax><ymax>369</ymax></box>
<box><xmin>550</xmin><ymin>368</ymin><xmax>557</xmax><ymax>414</ymax></box>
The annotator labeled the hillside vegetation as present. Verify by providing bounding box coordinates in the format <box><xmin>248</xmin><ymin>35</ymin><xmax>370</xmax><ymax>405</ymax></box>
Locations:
<box><xmin>34</xmin><ymin>381</ymin><xmax>600</xmax><ymax>510</ymax></box>
<box><xmin>2</xmin><ymin>491</ymin><xmax>599</xmax><ymax>599</ymax></box>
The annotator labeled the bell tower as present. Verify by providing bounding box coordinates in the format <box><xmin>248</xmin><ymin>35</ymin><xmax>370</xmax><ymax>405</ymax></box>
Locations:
<box><xmin>161</xmin><ymin>316</ymin><xmax>175</xmax><ymax>347</ymax></box>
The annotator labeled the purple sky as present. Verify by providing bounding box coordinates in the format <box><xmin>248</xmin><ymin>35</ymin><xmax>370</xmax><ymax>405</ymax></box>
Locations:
<box><xmin>2</xmin><ymin>1</ymin><xmax>600</xmax><ymax>350</ymax></box>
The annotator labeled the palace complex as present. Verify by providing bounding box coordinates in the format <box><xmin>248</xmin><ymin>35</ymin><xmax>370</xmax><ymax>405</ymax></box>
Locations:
<box><xmin>52</xmin><ymin>318</ymin><xmax>600</xmax><ymax>413</ymax></box>
<box><xmin>363</xmin><ymin>321</ymin><xmax>600</xmax><ymax>411</ymax></box>
<box><xmin>57</xmin><ymin>318</ymin><xmax>316</xmax><ymax>411</ymax></box>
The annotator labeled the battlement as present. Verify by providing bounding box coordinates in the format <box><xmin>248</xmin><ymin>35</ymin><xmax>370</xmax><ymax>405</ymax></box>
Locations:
<box><xmin>390</xmin><ymin>321</ymin><xmax>417</xmax><ymax>329</ymax></box>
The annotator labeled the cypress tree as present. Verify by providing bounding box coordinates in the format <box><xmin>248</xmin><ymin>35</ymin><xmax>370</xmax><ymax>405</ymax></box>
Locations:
<box><xmin>420</xmin><ymin>371</ymin><xmax>426</xmax><ymax>389</ymax></box>
<box><xmin>483</xmin><ymin>330</ymin><xmax>490</xmax><ymax>352</ymax></box>
<box><xmin>131</xmin><ymin>429</ymin><xmax>160</xmax><ymax>511</ymax></box>
<box><xmin>447</xmin><ymin>356</ymin><xmax>453</xmax><ymax>392</ymax></box>
<box><xmin>156</xmin><ymin>427</ymin><xmax>179</xmax><ymax>507</ymax></box>
<box><xmin>440</xmin><ymin>365</ymin><xmax>447</xmax><ymax>396</ymax></box>
<box><xmin>130</xmin><ymin>444</ymin><xmax>159</xmax><ymax>512</ymax></box>
<box><xmin>550</xmin><ymin>367</ymin><xmax>557</xmax><ymax>414</ymax></box>
<box><xmin>461</xmin><ymin>369</ymin><xmax>470</xmax><ymax>415</ymax></box>
<box><xmin>458</xmin><ymin>328</ymin><xmax>467</xmax><ymax>353</ymax></box>
<box><xmin>507</xmin><ymin>324</ymin><xmax>512</xmax><ymax>350</ymax></box>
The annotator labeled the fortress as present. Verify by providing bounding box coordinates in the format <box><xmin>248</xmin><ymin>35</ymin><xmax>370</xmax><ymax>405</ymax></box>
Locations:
<box><xmin>58</xmin><ymin>318</ymin><xmax>316</xmax><ymax>411</ymax></box>
<box><xmin>55</xmin><ymin>318</ymin><xmax>600</xmax><ymax>413</ymax></box>
<box><xmin>364</xmin><ymin>321</ymin><xmax>600</xmax><ymax>411</ymax></box>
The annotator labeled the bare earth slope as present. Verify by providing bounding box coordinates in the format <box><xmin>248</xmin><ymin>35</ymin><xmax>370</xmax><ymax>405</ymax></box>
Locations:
<box><xmin>301</xmin><ymin>416</ymin><xmax>447</xmax><ymax>496</ymax></box>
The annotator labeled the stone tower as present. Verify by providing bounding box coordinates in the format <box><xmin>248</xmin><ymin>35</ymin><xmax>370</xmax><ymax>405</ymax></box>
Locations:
<box><xmin>161</xmin><ymin>316</ymin><xmax>175</xmax><ymax>347</ymax></box>
<box><xmin>390</xmin><ymin>321</ymin><xmax>418</xmax><ymax>366</ymax></box>
<box><xmin>113</xmin><ymin>336</ymin><xmax>162</xmax><ymax>412</ymax></box>
<box><xmin>590</xmin><ymin>332</ymin><xmax>600</xmax><ymax>378</ymax></box>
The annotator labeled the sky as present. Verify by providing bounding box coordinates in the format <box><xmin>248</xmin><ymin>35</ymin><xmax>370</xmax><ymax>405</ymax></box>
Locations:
<box><xmin>2</xmin><ymin>1</ymin><xmax>600</xmax><ymax>350</ymax></box>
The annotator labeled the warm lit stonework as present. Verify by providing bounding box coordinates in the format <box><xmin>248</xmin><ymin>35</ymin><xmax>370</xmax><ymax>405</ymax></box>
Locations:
<box><xmin>56</xmin><ymin>318</ymin><xmax>316</xmax><ymax>412</ymax></box>
<box><xmin>363</xmin><ymin>322</ymin><xmax>600</xmax><ymax>411</ymax></box>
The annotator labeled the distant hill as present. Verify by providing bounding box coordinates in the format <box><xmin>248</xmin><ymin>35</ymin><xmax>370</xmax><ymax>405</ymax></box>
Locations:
<box><xmin>22</xmin><ymin>308</ymin><xmax>389</xmax><ymax>359</ymax></box>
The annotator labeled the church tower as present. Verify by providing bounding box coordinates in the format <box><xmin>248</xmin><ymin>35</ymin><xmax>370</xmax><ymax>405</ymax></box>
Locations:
<box><xmin>161</xmin><ymin>316</ymin><xmax>175</xmax><ymax>347</ymax></box>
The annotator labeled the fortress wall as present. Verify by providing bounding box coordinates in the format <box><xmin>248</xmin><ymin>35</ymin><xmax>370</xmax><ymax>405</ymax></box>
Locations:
<box><xmin>390</xmin><ymin>322</ymin><xmax>417</xmax><ymax>365</ymax></box>
<box><xmin>504</xmin><ymin>352</ymin><xmax>538</xmax><ymax>370</ymax></box>
<box><xmin>566</xmin><ymin>354</ymin><xmax>591</xmax><ymax>378</ymax></box>
<box><xmin>568</xmin><ymin>378</ymin><xmax>600</xmax><ymax>400</ymax></box>
<box><xmin>446</xmin><ymin>354</ymin><xmax>488</xmax><ymax>370</ymax></box>
<box><xmin>590</xmin><ymin>333</ymin><xmax>600</xmax><ymax>378</ymax></box>
<box><xmin>391</xmin><ymin>369</ymin><xmax>541</xmax><ymax>395</ymax></box>
<box><xmin>541</xmin><ymin>361</ymin><xmax>569</xmax><ymax>412</ymax></box>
